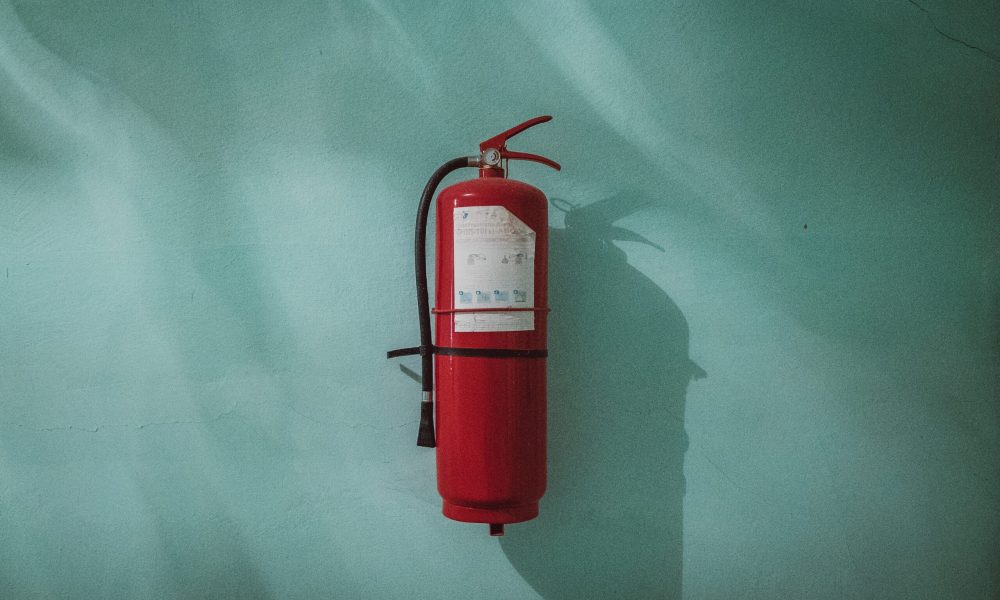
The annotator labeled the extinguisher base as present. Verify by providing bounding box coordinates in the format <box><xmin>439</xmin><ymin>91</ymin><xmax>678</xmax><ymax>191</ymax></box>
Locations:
<box><xmin>442</xmin><ymin>500</ymin><xmax>538</xmax><ymax>526</ymax></box>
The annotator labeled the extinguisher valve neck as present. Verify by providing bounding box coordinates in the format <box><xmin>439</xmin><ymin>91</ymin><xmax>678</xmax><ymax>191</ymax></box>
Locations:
<box><xmin>479</xmin><ymin>148</ymin><xmax>502</xmax><ymax>168</ymax></box>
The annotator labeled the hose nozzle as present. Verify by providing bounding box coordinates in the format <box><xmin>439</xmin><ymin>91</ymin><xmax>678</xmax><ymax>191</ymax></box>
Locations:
<box><xmin>417</xmin><ymin>392</ymin><xmax>436</xmax><ymax>448</ymax></box>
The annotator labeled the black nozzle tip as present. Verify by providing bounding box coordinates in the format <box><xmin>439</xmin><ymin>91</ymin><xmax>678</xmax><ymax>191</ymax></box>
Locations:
<box><xmin>489</xmin><ymin>523</ymin><xmax>504</xmax><ymax>536</ymax></box>
<box><xmin>416</xmin><ymin>401</ymin><xmax>436</xmax><ymax>448</ymax></box>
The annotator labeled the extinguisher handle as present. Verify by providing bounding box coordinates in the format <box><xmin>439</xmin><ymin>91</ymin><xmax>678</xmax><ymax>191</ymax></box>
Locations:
<box><xmin>503</xmin><ymin>150</ymin><xmax>561</xmax><ymax>172</ymax></box>
<box><xmin>479</xmin><ymin>116</ymin><xmax>560</xmax><ymax>173</ymax></box>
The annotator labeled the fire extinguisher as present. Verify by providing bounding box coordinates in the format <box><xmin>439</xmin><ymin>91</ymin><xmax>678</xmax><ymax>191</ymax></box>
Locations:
<box><xmin>388</xmin><ymin>116</ymin><xmax>559</xmax><ymax>536</ymax></box>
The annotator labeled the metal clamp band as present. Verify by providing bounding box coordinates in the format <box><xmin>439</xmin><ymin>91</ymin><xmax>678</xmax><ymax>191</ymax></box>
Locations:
<box><xmin>435</xmin><ymin>346</ymin><xmax>547</xmax><ymax>359</ymax></box>
<box><xmin>431</xmin><ymin>307</ymin><xmax>551</xmax><ymax>314</ymax></box>
<box><xmin>387</xmin><ymin>345</ymin><xmax>547</xmax><ymax>360</ymax></box>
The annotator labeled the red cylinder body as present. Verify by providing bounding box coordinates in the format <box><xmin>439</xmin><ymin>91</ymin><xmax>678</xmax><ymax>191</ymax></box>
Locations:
<box><xmin>434</xmin><ymin>176</ymin><xmax>548</xmax><ymax>525</ymax></box>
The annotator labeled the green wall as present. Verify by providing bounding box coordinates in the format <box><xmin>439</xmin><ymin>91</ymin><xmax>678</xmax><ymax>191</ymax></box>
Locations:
<box><xmin>1</xmin><ymin>1</ymin><xmax>997</xmax><ymax>598</ymax></box>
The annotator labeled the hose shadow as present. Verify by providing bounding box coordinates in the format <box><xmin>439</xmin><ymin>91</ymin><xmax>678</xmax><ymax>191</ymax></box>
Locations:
<box><xmin>500</xmin><ymin>193</ymin><xmax>705</xmax><ymax>600</ymax></box>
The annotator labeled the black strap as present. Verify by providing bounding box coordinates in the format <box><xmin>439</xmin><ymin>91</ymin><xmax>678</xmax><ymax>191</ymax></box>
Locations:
<box><xmin>386</xmin><ymin>346</ymin><xmax>426</xmax><ymax>359</ymax></box>
<box><xmin>435</xmin><ymin>346</ymin><xmax>547</xmax><ymax>358</ymax></box>
<box><xmin>387</xmin><ymin>345</ymin><xmax>546</xmax><ymax>359</ymax></box>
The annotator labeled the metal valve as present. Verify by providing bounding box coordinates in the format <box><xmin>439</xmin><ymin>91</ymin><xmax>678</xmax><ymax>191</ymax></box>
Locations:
<box><xmin>478</xmin><ymin>115</ymin><xmax>561</xmax><ymax>176</ymax></box>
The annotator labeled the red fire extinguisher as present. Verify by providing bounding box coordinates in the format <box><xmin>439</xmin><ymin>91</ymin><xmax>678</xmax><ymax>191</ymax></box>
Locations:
<box><xmin>388</xmin><ymin>116</ymin><xmax>559</xmax><ymax>536</ymax></box>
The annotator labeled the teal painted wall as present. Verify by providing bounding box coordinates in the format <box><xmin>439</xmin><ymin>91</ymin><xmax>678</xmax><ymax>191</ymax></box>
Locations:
<box><xmin>1</xmin><ymin>1</ymin><xmax>997</xmax><ymax>598</ymax></box>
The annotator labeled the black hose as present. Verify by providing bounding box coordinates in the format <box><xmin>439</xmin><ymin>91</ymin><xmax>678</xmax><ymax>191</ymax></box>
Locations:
<box><xmin>414</xmin><ymin>156</ymin><xmax>475</xmax><ymax>447</ymax></box>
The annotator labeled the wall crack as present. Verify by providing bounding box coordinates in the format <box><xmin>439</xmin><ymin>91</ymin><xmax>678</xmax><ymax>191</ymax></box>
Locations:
<box><xmin>1</xmin><ymin>400</ymin><xmax>241</xmax><ymax>434</ymax></box>
<box><xmin>907</xmin><ymin>0</ymin><xmax>1000</xmax><ymax>64</ymax></box>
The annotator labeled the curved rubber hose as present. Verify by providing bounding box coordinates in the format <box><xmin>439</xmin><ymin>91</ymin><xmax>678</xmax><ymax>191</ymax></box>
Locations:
<box><xmin>414</xmin><ymin>156</ymin><xmax>474</xmax><ymax>447</ymax></box>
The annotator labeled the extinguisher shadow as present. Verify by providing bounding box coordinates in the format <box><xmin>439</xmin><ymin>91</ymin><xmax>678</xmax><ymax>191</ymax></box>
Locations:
<box><xmin>500</xmin><ymin>195</ymin><xmax>705</xmax><ymax>600</ymax></box>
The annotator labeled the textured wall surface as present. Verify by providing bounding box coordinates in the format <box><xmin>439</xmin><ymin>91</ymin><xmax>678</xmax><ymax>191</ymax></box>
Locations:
<box><xmin>1</xmin><ymin>1</ymin><xmax>998</xmax><ymax>599</ymax></box>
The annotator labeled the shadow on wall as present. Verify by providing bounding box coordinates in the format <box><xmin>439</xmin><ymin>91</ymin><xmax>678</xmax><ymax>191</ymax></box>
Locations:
<box><xmin>135</xmin><ymin>476</ymin><xmax>272</xmax><ymax>600</ymax></box>
<box><xmin>501</xmin><ymin>194</ymin><xmax>705</xmax><ymax>600</ymax></box>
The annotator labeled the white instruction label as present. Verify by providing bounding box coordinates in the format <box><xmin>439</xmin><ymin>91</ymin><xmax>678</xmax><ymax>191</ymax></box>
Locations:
<box><xmin>453</xmin><ymin>205</ymin><xmax>535</xmax><ymax>332</ymax></box>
